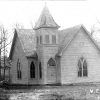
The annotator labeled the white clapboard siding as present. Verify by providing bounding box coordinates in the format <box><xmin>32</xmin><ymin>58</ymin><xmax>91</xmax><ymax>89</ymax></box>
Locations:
<box><xmin>11</xmin><ymin>36</ymin><xmax>29</xmax><ymax>84</ymax></box>
<box><xmin>61</xmin><ymin>29</ymin><xmax>100</xmax><ymax>84</ymax></box>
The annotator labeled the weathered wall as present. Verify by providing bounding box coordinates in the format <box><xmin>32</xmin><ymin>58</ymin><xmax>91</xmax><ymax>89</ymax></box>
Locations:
<box><xmin>10</xmin><ymin>35</ymin><xmax>29</xmax><ymax>84</ymax></box>
<box><xmin>42</xmin><ymin>45</ymin><xmax>59</xmax><ymax>84</ymax></box>
<box><xmin>61</xmin><ymin>28</ymin><xmax>100</xmax><ymax>84</ymax></box>
<box><xmin>36</xmin><ymin>28</ymin><xmax>60</xmax><ymax>84</ymax></box>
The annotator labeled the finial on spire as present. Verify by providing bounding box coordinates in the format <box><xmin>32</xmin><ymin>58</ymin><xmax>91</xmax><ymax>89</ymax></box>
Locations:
<box><xmin>45</xmin><ymin>1</ymin><xmax>47</xmax><ymax>7</ymax></box>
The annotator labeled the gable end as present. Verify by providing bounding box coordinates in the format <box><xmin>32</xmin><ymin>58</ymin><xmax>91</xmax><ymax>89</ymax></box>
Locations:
<box><xmin>57</xmin><ymin>25</ymin><xmax>100</xmax><ymax>56</ymax></box>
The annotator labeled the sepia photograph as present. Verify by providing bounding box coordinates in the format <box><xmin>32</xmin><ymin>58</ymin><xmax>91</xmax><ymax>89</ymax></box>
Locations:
<box><xmin>0</xmin><ymin>0</ymin><xmax>100</xmax><ymax>99</ymax></box>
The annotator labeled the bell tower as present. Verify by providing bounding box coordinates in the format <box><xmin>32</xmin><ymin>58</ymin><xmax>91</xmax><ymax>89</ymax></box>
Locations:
<box><xmin>34</xmin><ymin>5</ymin><xmax>60</xmax><ymax>84</ymax></box>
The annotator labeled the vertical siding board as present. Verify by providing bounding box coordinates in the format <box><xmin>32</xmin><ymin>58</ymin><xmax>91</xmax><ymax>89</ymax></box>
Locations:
<box><xmin>11</xmin><ymin>36</ymin><xmax>29</xmax><ymax>84</ymax></box>
<box><xmin>61</xmin><ymin>30</ymin><xmax>100</xmax><ymax>84</ymax></box>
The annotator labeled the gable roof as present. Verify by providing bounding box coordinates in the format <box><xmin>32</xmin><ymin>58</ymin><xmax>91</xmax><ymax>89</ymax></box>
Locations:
<box><xmin>9</xmin><ymin>29</ymin><xmax>36</xmax><ymax>60</ymax></box>
<box><xmin>34</xmin><ymin>6</ymin><xmax>60</xmax><ymax>30</ymax></box>
<box><xmin>58</xmin><ymin>25</ymin><xmax>81</xmax><ymax>49</ymax></box>
<box><xmin>57</xmin><ymin>25</ymin><xmax>100</xmax><ymax>56</ymax></box>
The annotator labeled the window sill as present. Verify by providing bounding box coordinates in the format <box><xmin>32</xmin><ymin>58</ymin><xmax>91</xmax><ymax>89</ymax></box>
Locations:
<box><xmin>78</xmin><ymin>76</ymin><xmax>88</xmax><ymax>78</ymax></box>
<box><xmin>29</xmin><ymin>78</ymin><xmax>36</xmax><ymax>80</ymax></box>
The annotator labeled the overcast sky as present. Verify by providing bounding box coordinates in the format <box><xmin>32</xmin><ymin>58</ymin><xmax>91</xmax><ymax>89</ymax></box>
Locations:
<box><xmin>0</xmin><ymin>0</ymin><xmax>99</xmax><ymax>30</ymax></box>
<box><xmin>0</xmin><ymin>0</ymin><xmax>100</xmax><ymax>56</ymax></box>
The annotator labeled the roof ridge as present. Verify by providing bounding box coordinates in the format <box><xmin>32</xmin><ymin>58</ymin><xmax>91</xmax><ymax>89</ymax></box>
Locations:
<box><xmin>57</xmin><ymin>25</ymin><xmax>100</xmax><ymax>56</ymax></box>
<box><xmin>60</xmin><ymin>24</ymin><xmax>82</xmax><ymax>32</ymax></box>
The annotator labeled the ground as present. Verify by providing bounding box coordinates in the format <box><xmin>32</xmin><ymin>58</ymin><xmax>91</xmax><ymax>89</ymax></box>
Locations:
<box><xmin>0</xmin><ymin>84</ymin><xmax>100</xmax><ymax>100</ymax></box>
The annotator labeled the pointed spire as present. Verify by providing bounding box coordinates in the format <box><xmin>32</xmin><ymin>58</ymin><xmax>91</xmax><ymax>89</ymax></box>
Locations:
<box><xmin>34</xmin><ymin>5</ymin><xmax>60</xmax><ymax>30</ymax></box>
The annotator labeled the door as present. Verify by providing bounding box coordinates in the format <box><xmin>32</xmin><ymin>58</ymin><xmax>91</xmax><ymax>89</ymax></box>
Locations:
<box><xmin>47</xmin><ymin>58</ymin><xmax>56</xmax><ymax>84</ymax></box>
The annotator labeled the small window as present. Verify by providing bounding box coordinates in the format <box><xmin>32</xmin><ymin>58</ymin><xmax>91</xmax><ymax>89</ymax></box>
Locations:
<box><xmin>52</xmin><ymin>35</ymin><xmax>56</xmax><ymax>44</ymax></box>
<box><xmin>83</xmin><ymin>60</ymin><xmax>88</xmax><ymax>76</ymax></box>
<box><xmin>30</xmin><ymin>61</ymin><xmax>35</xmax><ymax>78</ymax></box>
<box><xmin>40</xmin><ymin>36</ymin><xmax>42</xmax><ymax>44</ymax></box>
<box><xmin>78</xmin><ymin>57</ymin><xmax>88</xmax><ymax>77</ymax></box>
<box><xmin>39</xmin><ymin>62</ymin><xmax>42</xmax><ymax>79</ymax></box>
<box><xmin>17</xmin><ymin>59</ymin><xmax>22</xmax><ymax>79</ymax></box>
<box><xmin>48</xmin><ymin>58</ymin><xmax>56</xmax><ymax>66</ymax></box>
<box><xmin>45</xmin><ymin>35</ymin><xmax>49</xmax><ymax>44</ymax></box>
<box><xmin>36</xmin><ymin>36</ymin><xmax>39</xmax><ymax>44</ymax></box>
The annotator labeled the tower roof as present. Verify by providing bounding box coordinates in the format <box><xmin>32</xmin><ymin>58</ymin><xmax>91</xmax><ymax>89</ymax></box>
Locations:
<box><xmin>34</xmin><ymin>6</ymin><xmax>60</xmax><ymax>30</ymax></box>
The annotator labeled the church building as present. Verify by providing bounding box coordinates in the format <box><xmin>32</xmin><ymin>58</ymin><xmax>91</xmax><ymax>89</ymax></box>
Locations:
<box><xmin>9</xmin><ymin>6</ymin><xmax>100</xmax><ymax>85</ymax></box>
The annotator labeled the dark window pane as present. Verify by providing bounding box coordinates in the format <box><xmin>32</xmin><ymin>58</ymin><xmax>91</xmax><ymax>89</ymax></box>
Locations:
<box><xmin>78</xmin><ymin>70</ymin><xmax>82</xmax><ymax>77</ymax></box>
<box><xmin>45</xmin><ymin>35</ymin><xmax>49</xmax><ymax>43</ymax></box>
<box><xmin>52</xmin><ymin>35</ymin><xmax>56</xmax><ymax>44</ymax></box>
<box><xmin>78</xmin><ymin>59</ymin><xmax>82</xmax><ymax>77</ymax></box>
<box><xmin>17</xmin><ymin>59</ymin><xmax>22</xmax><ymax>79</ymax></box>
<box><xmin>78</xmin><ymin>60</ymin><xmax>82</xmax><ymax>70</ymax></box>
<box><xmin>48</xmin><ymin>58</ymin><xmax>56</xmax><ymax>66</ymax></box>
<box><xmin>83</xmin><ymin>69</ymin><xmax>87</xmax><ymax>76</ymax></box>
<box><xmin>39</xmin><ymin>62</ymin><xmax>42</xmax><ymax>79</ymax></box>
<box><xmin>83</xmin><ymin>60</ymin><xmax>88</xmax><ymax>77</ymax></box>
<box><xmin>30</xmin><ymin>62</ymin><xmax>35</xmax><ymax>78</ymax></box>
<box><xmin>40</xmin><ymin>36</ymin><xmax>42</xmax><ymax>44</ymax></box>
<box><xmin>37</xmin><ymin>36</ymin><xmax>39</xmax><ymax>44</ymax></box>
<box><xmin>83</xmin><ymin>60</ymin><xmax>87</xmax><ymax>69</ymax></box>
<box><xmin>78</xmin><ymin>57</ymin><xmax>88</xmax><ymax>77</ymax></box>
<box><xmin>80</xmin><ymin>57</ymin><xmax>84</xmax><ymax>62</ymax></box>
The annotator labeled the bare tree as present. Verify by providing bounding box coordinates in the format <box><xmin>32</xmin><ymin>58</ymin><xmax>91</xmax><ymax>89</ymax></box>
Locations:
<box><xmin>0</xmin><ymin>25</ymin><xmax>11</xmax><ymax>80</ymax></box>
<box><xmin>0</xmin><ymin>26</ymin><xmax>8</xmax><ymax>80</ymax></box>
<box><xmin>13</xmin><ymin>23</ymin><xmax>24</xmax><ymax>30</ymax></box>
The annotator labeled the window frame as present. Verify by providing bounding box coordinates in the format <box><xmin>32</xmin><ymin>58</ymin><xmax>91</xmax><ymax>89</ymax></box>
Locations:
<box><xmin>30</xmin><ymin>61</ymin><xmax>36</xmax><ymax>79</ymax></box>
<box><xmin>40</xmin><ymin>35</ymin><xmax>42</xmax><ymax>44</ymax></box>
<box><xmin>45</xmin><ymin>35</ymin><xmax>49</xmax><ymax>44</ymax></box>
<box><xmin>39</xmin><ymin>62</ymin><xmax>42</xmax><ymax>79</ymax></box>
<box><xmin>52</xmin><ymin>35</ymin><xmax>56</xmax><ymax>44</ymax></box>
<box><xmin>47</xmin><ymin>58</ymin><xmax>56</xmax><ymax>67</ymax></box>
<box><xmin>17</xmin><ymin>59</ymin><xmax>22</xmax><ymax>80</ymax></box>
<box><xmin>78</xmin><ymin>57</ymin><xmax>88</xmax><ymax>77</ymax></box>
<box><xmin>36</xmin><ymin>36</ymin><xmax>39</xmax><ymax>44</ymax></box>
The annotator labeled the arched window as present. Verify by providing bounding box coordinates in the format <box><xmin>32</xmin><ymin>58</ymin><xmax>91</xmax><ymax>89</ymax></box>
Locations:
<box><xmin>48</xmin><ymin>58</ymin><xmax>56</xmax><ymax>66</ymax></box>
<box><xmin>47</xmin><ymin>58</ymin><xmax>56</xmax><ymax>83</ymax></box>
<box><xmin>17</xmin><ymin>59</ymin><xmax>22</xmax><ymax>79</ymax></box>
<box><xmin>30</xmin><ymin>61</ymin><xmax>35</xmax><ymax>78</ymax></box>
<box><xmin>39</xmin><ymin>62</ymin><xmax>42</xmax><ymax>79</ymax></box>
<box><xmin>78</xmin><ymin>57</ymin><xmax>88</xmax><ymax>77</ymax></box>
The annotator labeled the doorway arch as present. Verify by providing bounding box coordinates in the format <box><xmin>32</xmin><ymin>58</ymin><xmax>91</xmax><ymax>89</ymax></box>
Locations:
<box><xmin>47</xmin><ymin>58</ymin><xmax>57</xmax><ymax>84</ymax></box>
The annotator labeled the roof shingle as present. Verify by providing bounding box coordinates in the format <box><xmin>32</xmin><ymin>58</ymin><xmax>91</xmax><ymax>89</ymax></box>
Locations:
<box><xmin>34</xmin><ymin>6</ymin><xmax>60</xmax><ymax>30</ymax></box>
<box><xmin>17</xmin><ymin>29</ymin><xmax>36</xmax><ymax>56</ymax></box>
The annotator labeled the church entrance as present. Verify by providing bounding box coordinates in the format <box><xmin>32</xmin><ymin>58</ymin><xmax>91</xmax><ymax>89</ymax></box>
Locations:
<box><xmin>47</xmin><ymin>58</ymin><xmax>57</xmax><ymax>84</ymax></box>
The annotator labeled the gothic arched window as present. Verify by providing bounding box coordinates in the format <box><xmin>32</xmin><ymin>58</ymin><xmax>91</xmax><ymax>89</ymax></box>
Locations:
<box><xmin>39</xmin><ymin>62</ymin><xmax>42</xmax><ymax>79</ymax></box>
<box><xmin>30</xmin><ymin>61</ymin><xmax>35</xmax><ymax>78</ymax></box>
<box><xmin>17</xmin><ymin>59</ymin><xmax>22</xmax><ymax>79</ymax></box>
<box><xmin>48</xmin><ymin>58</ymin><xmax>56</xmax><ymax>66</ymax></box>
<box><xmin>78</xmin><ymin>57</ymin><xmax>88</xmax><ymax>77</ymax></box>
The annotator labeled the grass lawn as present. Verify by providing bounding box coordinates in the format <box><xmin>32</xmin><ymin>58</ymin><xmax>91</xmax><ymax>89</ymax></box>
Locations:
<box><xmin>0</xmin><ymin>85</ymin><xmax>99</xmax><ymax>100</ymax></box>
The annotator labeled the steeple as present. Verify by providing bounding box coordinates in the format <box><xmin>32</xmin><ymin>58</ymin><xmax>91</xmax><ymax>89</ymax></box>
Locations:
<box><xmin>34</xmin><ymin>5</ymin><xmax>60</xmax><ymax>30</ymax></box>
